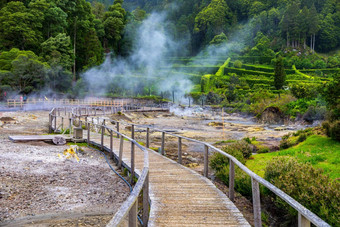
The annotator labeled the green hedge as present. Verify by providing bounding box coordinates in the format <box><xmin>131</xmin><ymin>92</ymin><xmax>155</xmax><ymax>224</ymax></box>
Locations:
<box><xmin>234</xmin><ymin>56</ymin><xmax>274</xmax><ymax>64</ymax></box>
<box><xmin>300</xmin><ymin>68</ymin><xmax>340</xmax><ymax>74</ymax></box>
<box><xmin>242</xmin><ymin>64</ymin><xmax>274</xmax><ymax>73</ymax></box>
<box><xmin>224</xmin><ymin>67</ymin><xmax>274</xmax><ymax>77</ymax></box>
<box><xmin>216</xmin><ymin>58</ymin><xmax>231</xmax><ymax>76</ymax></box>
<box><xmin>170</xmin><ymin>66</ymin><xmax>220</xmax><ymax>74</ymax></box>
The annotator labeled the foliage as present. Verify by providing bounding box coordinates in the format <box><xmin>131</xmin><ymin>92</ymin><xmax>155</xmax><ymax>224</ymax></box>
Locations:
<box><xmin>264</xmin><ymin>157</ymin><xmax>340</xmax><ymax>226</ymax></box>
<box><xmin>274</xmin><ymin>56</ymin><xmax>286</xmax><ymax>91</ymax></box>
<box><xmin>247</xmin><ymin>135</ymin><xmax>340</xmax><ymax>180</ymax></box>
<box><xmin>321</xmin><ymin>75</ymin><xmax>340</xmax><ymax>120</ymax></box>
<box><xmin>210</xmin><ymin>152</ymin><xmax>252</xmax><ymax>198</ymax></box>
<box><xmin>233</xmin><ymin>60</ymin><xmax>243</xmax><ymax>68</ymax></box>
<box><xmin>323</xmin><ymin>120</ymin><xmax>340</xmax><ymax>142</ymax></box>
<box><xmin>290</xmin><ymin>83</ymin><xmax>318</xmax><ymax>100</ymax></box>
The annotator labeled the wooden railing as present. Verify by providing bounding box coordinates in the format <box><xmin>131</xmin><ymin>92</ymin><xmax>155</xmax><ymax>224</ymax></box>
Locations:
<box><xmin>49</xmin><ymin>106</ymin><xmax>331</xmax><ymax>227</ymax></box>
<box><xmin>49</xmin><ymin>107</ymin><xmax>150</xmax><ymax>226</ymax></box>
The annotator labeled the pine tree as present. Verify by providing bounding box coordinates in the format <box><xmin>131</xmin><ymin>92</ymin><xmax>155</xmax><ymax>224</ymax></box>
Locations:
<box><xmin>274</xmin><ymin>57</ymin><xmax>286</xmax><ymax>96</ymax></box>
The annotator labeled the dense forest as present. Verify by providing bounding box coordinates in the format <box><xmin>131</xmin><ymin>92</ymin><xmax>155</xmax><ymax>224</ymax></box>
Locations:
<box><xmin>0</xmin><ymin>0</ymin><xmax>339</xmax><ymax>96</ymax></box>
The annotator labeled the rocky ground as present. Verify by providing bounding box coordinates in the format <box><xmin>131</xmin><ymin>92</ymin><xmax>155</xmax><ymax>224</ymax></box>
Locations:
<box><xmin>0</xmin><ymin>111</ymin><xmax>129</xmax><ymax>226</ymax></box>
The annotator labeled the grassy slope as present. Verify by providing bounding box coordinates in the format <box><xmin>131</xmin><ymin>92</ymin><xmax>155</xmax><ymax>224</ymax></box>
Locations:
<box><xmin>246</xmin><ymin>135</ymin><xmax>340</xmax><ymax>179</ymax></box>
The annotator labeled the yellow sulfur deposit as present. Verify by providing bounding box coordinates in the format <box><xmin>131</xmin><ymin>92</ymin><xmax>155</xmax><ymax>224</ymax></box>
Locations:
<box><xmin>60</xmin><ymin>145</ymin><xmax>80</xmax><ymax>162</ymax></box>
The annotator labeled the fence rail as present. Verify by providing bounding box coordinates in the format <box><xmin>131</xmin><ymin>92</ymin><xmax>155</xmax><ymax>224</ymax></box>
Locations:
<box><xmin>49</xmin><ymin>106</ymin><xmax>331</xmax><ymax>227</ymax></box>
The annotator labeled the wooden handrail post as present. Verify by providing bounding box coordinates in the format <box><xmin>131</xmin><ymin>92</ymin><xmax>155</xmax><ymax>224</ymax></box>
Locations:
<box><xmin>118</xmin><ymin>136</ymin><xmax>124</xmax><ymax>169</ymax></box>
<box><xmin>229</xmin><ymin>160</ymin><xmax>235</xmax><ymax>202</ymax></box>
<box><xmin>131</xmin><ymin>124</ymin><xmax>135</xmax><ymax>139</ymax></box>
<box><xmin>129</xmin><ymin>201</ymin><xmax>137</xmax><ymax>227</ymax></box>
<box><xmin>204</xmin><ymin>145</ymin><xmax>209</xmax><ymax>177</ymax></box>
<box><xmin>298</xmin><ymin>213</ymin><xmax>311</xmax><ymax>227</ymax></box>
<box><xmin>69</xmin><ymin>118</ymin><xmax>72</xmax><ymax>135</ymax></box>
<box><xmin>143</xmin><ymin>172</ymin><xmax>149</xmax><ymax>226</ymax></box>
<box><xmin>110</xmin><ymin>130</ymin><xmax>113</xmax><ymax>159</ymax></box>
<box><xmin>161</xmin><ymin>132</ymin><xmax>165</xmax><ymax>155</ymax></box>
<box><xmin>146</xmin><ymin>127</ymin><xmax>150</xmax><ymax>148</ymax></box>
<box><xmin>49</xmin><ymin>114</ymin><xmax>52</xmax><ymax>133</ymax></box>
<box><xmin>101</xmin><ymin>125</ymin><xmax>104</xmax><ymax>151</ymax></box>
<box><xmin>178</xmin><ymin>137</ymin><xmax>182</xmax><ymax>164</ymax></box>
<box><xmin>117</xmin><ymin>122</ymin><xmax>120</xmax><ymax>138</ymax></box>
<box><xmin>252</xmin><ymin>178</ymin><xmax>262</xmax><ymax>227</ymax></box>
<box><xmin>61</xmin><ymin>117</ymin><xmax>64</xmax><ymax>131</ymax></box>
<box><xmin>54</xmin><ymin>115</ymin><xmax>56</xmax><ymax>131</ymax></box>
<box><xmin>130</xmin><ymin>141</ymin><xmax>135</xmax><ymax>185</ymax></box>
<box><xmin>87</xmin><ymin>122</ymin><xmax>90</xmax><ymax>145</ymax></box>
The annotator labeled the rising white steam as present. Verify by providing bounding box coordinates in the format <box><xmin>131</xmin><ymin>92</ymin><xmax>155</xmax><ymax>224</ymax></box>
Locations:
<box><xmin>82</xmin><ymin>12</ymin><xmax>192</xmax><ymax>102</ymax></box>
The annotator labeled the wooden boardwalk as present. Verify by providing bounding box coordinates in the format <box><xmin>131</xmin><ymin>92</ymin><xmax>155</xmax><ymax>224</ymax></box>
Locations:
<box><xmin>88</xmin><ymin>131</ymin><xmax>250</xmax><ymax>226</ymax></box>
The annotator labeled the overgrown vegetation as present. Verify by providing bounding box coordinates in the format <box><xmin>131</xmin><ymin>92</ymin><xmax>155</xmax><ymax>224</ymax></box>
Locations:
<box><xmin>211</xmin><ymin>133</ymin><xmax>340</xmax><ymax>225</ymax></box>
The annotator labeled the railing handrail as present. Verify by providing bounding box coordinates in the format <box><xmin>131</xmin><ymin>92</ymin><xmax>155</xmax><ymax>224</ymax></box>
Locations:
<box><xmin>51</xmin><ymin>106</ymin><xmax>330</xmax><ymax>227</ymax></box>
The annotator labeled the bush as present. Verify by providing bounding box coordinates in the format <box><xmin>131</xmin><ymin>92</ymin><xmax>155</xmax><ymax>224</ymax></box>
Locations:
<box><xmin>264</xmin><ymin>157</ymin><xmax>340</xmax><ymax>226</ymax></box>
<box><xmin>323</xmin><ymin>120</ymin><xmax>340</xmax><ymax>141</ymax></box>
<box><xmin>210</xmin><ymin>152</ymin><xmax>252</xmax><ymax>198</ymax></box>
<box><xmin>223</xmin><ymin>140</ymin><xmax>253</xmax><ymax>159</ymax></box>
<box><xmin>234</xmin><ymin>60</ymin><xmax>243</xmax><ymax>68</ymax></box>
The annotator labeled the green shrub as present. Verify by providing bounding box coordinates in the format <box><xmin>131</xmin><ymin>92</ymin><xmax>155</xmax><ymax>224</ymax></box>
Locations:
<box><xmin>234</xmin><ymin>60</ymin><xmax>243</xmax><ymax>68</ymax></box>
<box><xmin>210</xmin><ymin>153</ymin><xmax>252</xmax><ymax>198</ymax></box>
<box><xmin>323</xmin><ymin>120</ymin><xmax>340</xmax><ymax>142</ymax></box>
<box><xmin>297</xmin><ymin>133</ymin><xmax>307</xmax><ymax>143</ymax></box>
<box><xmin>223</xmin><ymin>140</ymin><xmax>253</xmax><ymax>159</ymax></box>
<box><xmin>264</xmin><ymin>157</ymin><xmax>340</xmax><ymax>226</ymax></box>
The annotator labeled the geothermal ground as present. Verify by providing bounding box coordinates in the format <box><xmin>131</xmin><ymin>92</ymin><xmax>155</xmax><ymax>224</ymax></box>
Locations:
<box><xmin>0</xmin><ymin>107</ymin><xmax>305</xmax><ymax>226</ymax></box>
<box><xmin>0</xmin><ymin>111</ymin><xmax>129</xmax><ymax>226</ymax></box>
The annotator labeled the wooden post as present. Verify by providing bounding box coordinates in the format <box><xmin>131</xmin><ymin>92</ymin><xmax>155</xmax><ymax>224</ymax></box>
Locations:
<box><xmin>130</xmin><ymin>141</ymin><xmax>135</xmax><ymax>185</ymax></box>
<box><xmin>54</xmin><ymin>115</ymin><xmax>56</xmax><ymax>131</ymax></box>
<box><xmin>101</xmin><ymin>125</ymin><xmax>104</xmax><ymax>151</ymax></box>
<box><xmin>146</xmin><ymin>127</ymin><xmax>150</xmax><ymax>148</ymax></box>
<box><xmin>110</xmin><ymin>130</ymin><xmax>113</xmax><ymax>159</ymax></box>
<box><xmin>61</xmin><ymin>117</ymin><xmax>64</xmax><ymax>131</ymax></box>
<box><xmin>131</xmin><ymin>124</ymin><xmax>135</xmax><ymax>139</ymax></box>
<box><xmin>117</xmin><ymin>122</ymin><xmax>120</xmax><ymax>138</ymax></box>
<box><xmin>252</xmin><ymin>178</ymin><xmax>262</xmax><ymax>227</ymax></box>
<box><xmin>229</xmin><ymin>160</ymin><xmax>235</xmax><ymax>202</ymax></box>
<box><xmin>49</xmin><ymin>114</ymin><xmax>52</xmax><ymax>133</ymax></box>
<box><xmin>161</xmin><ymin>132</ymin><xmax>165</xmax><ymax>155</ymax></box>
<box><xmin>298</xmin><ymin>213</ymin><xmax>311</xmax><ymax>227</ymax></box>
<box><xmin>69</xmin><ymin>118</ymin><xmax>72</xmax><ymax>135</ymax></box>
<box><xmin>87</xmin><ymin>123</ymin><xmax>90</xmax><ymax>145</ymax></box>
<box><xmin>129</xmin><ymin>201</ymin><xmax>137</xmax><ymax>227</ymax></box>
<box><xmin>178</xmin><ymin>137</ymin><xmax>182</xmax><ymax>164</ymax></box>
<box><xmin>143</xmin><ymin>172</ymin><xmax>149</xmax><ymax>226</ymax></box>
<box><xmin>118</xmin><ymin>136</ymin><xmax>124</xmax><ymax>169</ymax></box>
<box><xmin>204</xmin><ymin>145</ymin><xmax>209</xmax><ymax>177</ymax></box>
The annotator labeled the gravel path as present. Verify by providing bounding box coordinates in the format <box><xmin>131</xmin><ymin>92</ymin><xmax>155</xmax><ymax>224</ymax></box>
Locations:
<box><xmin>0</xmin><ymin>111</ymin><xmax>130</xmax><ymax>226</ymax></box>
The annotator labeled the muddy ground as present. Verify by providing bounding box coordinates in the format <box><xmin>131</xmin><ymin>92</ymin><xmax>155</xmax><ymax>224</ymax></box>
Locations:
<box><xmin>0</xmin><ymin>111</ymin><xmax>129</xmax><ymax>226</ymax></box>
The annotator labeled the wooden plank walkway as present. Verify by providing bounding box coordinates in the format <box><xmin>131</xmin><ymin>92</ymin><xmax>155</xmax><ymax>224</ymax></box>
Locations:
<box><xmin>88</xmin><ymin>131</ymin><xmax>250</xmax><ymax>226</ymax></box>
<box><xmin>8</xmin><ymin>135</ymin><xmax>72</xmax><ymax>142</ymax></box>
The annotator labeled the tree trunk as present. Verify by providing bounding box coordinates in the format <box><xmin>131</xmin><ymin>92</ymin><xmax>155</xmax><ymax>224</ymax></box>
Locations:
<box><xmin>313</xmin><ymin>33</ymin><xmax>316</xmax><ymax>52</ymax></box>
<box><xmin>310</xmin><ymin>35</ymin><xmax>313</xmax><ymax>51</ymax></box>
<box><xmin>287</xmin><ymin>32</ymin><xmax>289</xmax><ymax>47</ymax></box>
<box><xmin>73</xmin><ymin>18</ymin><xmax>77</xmax><ymax>82</ymax></box>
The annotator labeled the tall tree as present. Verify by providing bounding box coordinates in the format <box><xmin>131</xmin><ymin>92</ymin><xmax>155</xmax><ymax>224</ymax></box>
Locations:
<box><xmin>274</xmin><ymin>56</ymin><xmax>286</xmax><ymax>96</ymax></box>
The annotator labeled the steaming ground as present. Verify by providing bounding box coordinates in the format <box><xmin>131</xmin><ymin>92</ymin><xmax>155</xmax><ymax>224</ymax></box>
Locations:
<box><xmin>0</xmin><ymin>111</ymin><xmax>129</xmax><ymax>226</ymax></box>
